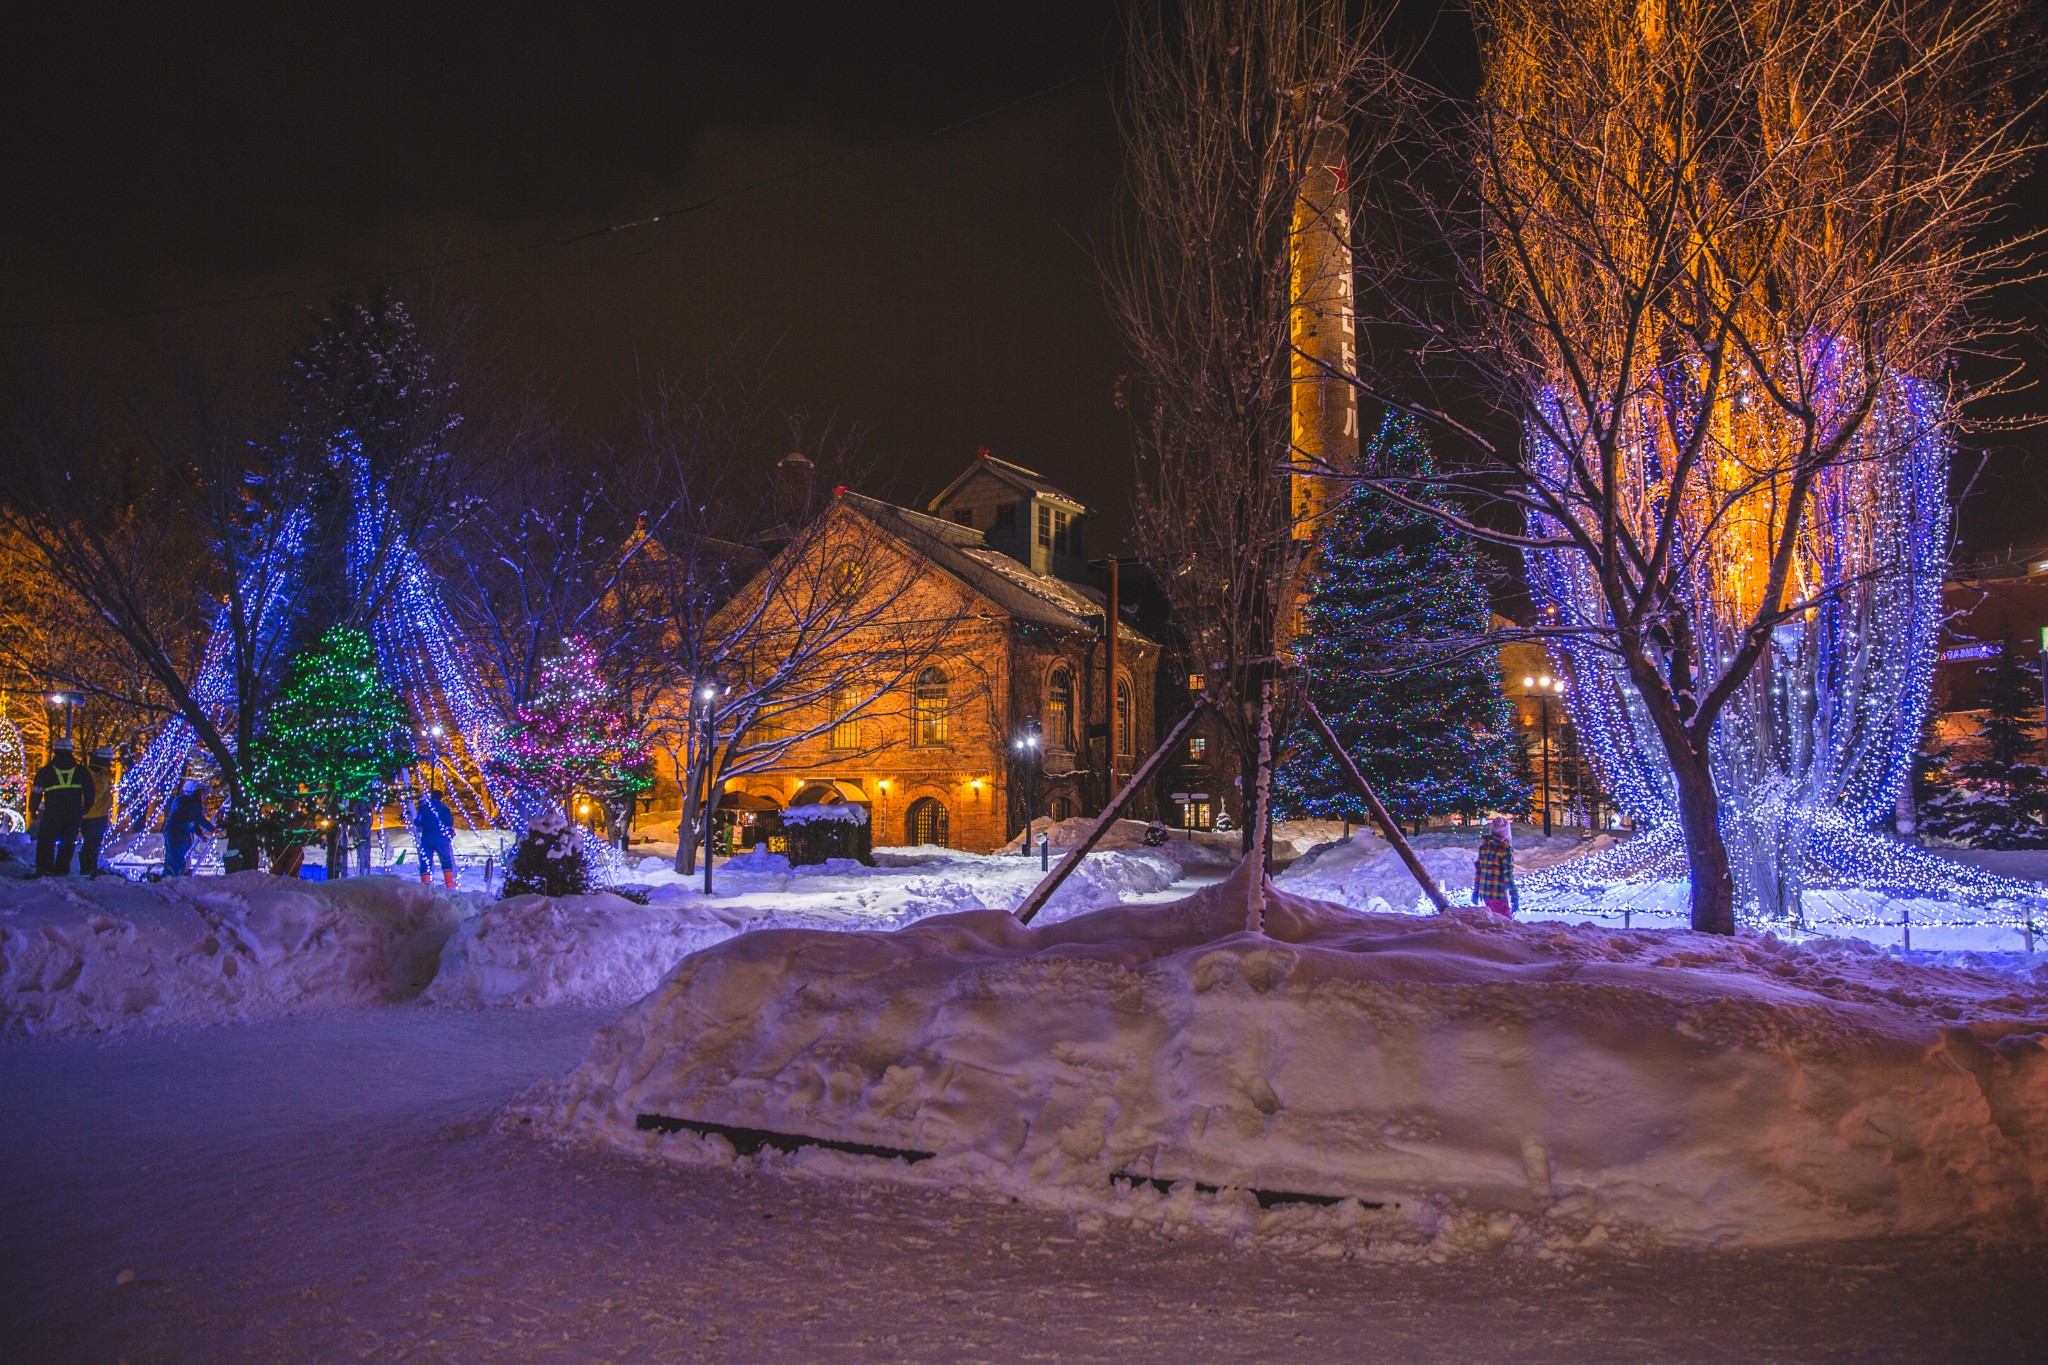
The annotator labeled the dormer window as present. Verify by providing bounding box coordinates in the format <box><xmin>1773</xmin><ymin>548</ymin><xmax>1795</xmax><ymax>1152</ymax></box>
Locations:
<box><xmin>953</xmin><ymin>509</ymin><xmax>974</xmax><ymax>527</ymax></box>
<box><xmin>1037</xmin><ymin>503</ymin><xmax>1053</xmax><ymax>549</ymax></box>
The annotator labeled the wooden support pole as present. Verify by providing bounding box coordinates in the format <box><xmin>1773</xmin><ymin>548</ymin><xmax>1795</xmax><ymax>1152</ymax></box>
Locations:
<box><xmin>1016</xmin><ymin>702</ymin><xmax>1211</xmax><ymax>925</ymax></box>
<box><xmin>1106</xmin><ymin>557</ymin><xmax>1120</xmax><ymax>798</ymax></box>
<box><xmin>1246</xmin><ymin>677</ymin><xmax>1275</xmax><ymax>934</ymax></box>
<box><xmin>1299</xmin><ymin>695</ymin><xmax>1454</xmax><ymax>915</ymax></box>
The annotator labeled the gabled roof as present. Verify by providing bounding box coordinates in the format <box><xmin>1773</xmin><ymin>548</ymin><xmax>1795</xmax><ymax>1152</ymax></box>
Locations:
<box><xmin>841</xmin><ymin>493</ymin><xmax>1149</xmax><ymax>644</ymax></box>
<box><xmin>925</xmin><ymin>452</ymin><xmax>1089</xmax><ymax>516</ymax></box>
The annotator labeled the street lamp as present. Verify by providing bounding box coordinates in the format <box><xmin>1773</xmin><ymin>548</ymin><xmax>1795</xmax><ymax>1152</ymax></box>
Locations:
<box><xmin>1010</xmin><ymin>716</ymin><xmax>1042</xmax><ymax>855</ymax></box>
<box><xmin>1521</xmin><ymin>674</ymin><xmax>1568</xmax><ymax>836</ymax></box>
<box><xmin>694</xmin><ymin>679</ymin><xmax>728</xmax><ymax>894</ymax></box>
<box><xmin>46</xmin><ymin>692</ymin><xmax>80</xmax><ymax>743</ymax></box>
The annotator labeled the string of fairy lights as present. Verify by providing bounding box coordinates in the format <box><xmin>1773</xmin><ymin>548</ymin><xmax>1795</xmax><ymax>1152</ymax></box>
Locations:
<box><xmin>1518</xmin><ymin>348</ymin><xmax>2048</xmax><ymax>935</ymax></box>
<box><xmin>117</xmin><ymin>509</ymin><xmax>310</xmax><ymax>836</ymax></box>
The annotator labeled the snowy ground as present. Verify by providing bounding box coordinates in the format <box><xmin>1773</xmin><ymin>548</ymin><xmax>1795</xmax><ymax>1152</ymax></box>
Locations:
<box><xmin>3</xmin><ymin>1005</ymin><xmax>2039</xmax><ymax>1363</ymax></box>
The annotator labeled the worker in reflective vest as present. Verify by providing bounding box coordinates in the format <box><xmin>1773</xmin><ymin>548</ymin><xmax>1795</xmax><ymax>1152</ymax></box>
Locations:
<box><xmin>80</xmin><ymin>746</ymin><xmax>118</xmax><ymax>876</ymax></box>
<box><xmin>28</xmin><ymin>738</ymin><xmax>97</xmax><ymax>878</ymax></box>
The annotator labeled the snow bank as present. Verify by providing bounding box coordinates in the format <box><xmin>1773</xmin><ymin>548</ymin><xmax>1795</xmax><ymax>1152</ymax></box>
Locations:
<box><xmin>521</xmin><ymin>860</ymin><xmax>2048</xmax><ymax>1253</ymax></box>
<box><xmin>0</xmin><ymin>873</ymin><xmax>460</xmax><ymax>1036</ymax></box>
<box><xmin>426</xmin><ymin>845</ymin><xmax>1194</xmax><ymax>1009</ymax></box>
<box><xmin>1277</xmin><ymin>830</ymin><xmax>1619</xmax><ymax>915</ymax></box>
<box><xmin>425</xmin><ymin>893</ymin><xmax>741</xmax><ymax>1009</ymax></box>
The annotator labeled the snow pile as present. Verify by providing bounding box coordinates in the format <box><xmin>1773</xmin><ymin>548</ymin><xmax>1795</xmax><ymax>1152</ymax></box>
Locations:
<box><xmin>0</xmin><ymin>873</ymin><xmax>460</xmax><ymax>1036</ymax></box>
<box><xmin>1277</xmin><ymin>829</ymin><xmax>1617</xmax><ymax>915</ymax></box>
<box><xmin>780</xmin><ymin>804</ymin><xmax>868</xmax><ymax>826</ymax></box>
<box><xmin>1277</xmin><ymin>836</ymin><xmax>1476</xmax><ymax>913</ymax></box>
<box><xmin>1000</xmin><ymin>817</ymin><xmax>1242</xmax><ymax>875</ymax></box>
<box><xmin>425</xmin><ymin>893</ymin><xmax>741</xmax><ymax>1009</ymax></box>
<box><xmin>428</xmin><ymin>845</ymin><xmax>1194</xmax><ymax>1008</ymax></box>
<box><xmin>522</xmin><ymin>860</ymin><xmax>2048</xmax><ymax>1253</ymax></box>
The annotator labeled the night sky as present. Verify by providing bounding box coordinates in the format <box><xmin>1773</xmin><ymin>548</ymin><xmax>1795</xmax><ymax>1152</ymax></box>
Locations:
<box><xmin>6</xmin><ymin>2</ymin><xmax>2045</xmax><ymax>559</ymax></box>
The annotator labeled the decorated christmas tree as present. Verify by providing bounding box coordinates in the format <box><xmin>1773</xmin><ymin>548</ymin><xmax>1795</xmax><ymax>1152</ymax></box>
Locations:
<box><xmin>246</xmin><ymin>626</ymin><xmax>414</xmax><ymax>859</ymax></box>
<box><xmin>488</xmin><ymin>637</ymin><xmax>650</xmax><ymax>822</ymax></box>
<box><xmin>1275</xmin><ymin>416</ymin><xmax>1529</xmax><ymax>827</ymax></box>
<box><xmin>1919</xmin><ymin>644</ymin><xmax>2048</xmax><ymax>848</ymax></box>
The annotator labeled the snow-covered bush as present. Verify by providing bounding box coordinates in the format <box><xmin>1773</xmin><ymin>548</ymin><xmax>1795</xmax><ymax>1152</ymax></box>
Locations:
<box><xmin>502</xmin><ymin>810</ymin><xmax>594</xmax><ymax>898</ymax></box>
<box><xmin>777</xmin><ymin>802</ymin><xmax>871</xmax><ymax>867</ymax></box>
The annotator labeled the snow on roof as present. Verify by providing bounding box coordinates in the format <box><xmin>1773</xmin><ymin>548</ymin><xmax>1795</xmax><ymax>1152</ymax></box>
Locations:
<box><xmin>842</xmin><ymin>494</ymin><xmax>1151</xmax><ymax>643</ymax></box>
<box><xmin>925</xmin><ymin>454</ymin><xmax>1089</xmax><ymax>516</ymax></box>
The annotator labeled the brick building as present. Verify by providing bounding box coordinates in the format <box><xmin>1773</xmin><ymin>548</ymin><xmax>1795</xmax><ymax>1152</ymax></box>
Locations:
<box><xmin>711</xmin><ymin>457</ymin><xmax>1159</xmax><ymax>853</ymax></box>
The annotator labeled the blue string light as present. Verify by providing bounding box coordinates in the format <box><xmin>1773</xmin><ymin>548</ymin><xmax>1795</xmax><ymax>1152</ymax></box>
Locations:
<box><xmin>117</xmin><ymin>438</ymin><xmax>553</xmax><ymax>856</ymax></box>
<box><xmin>1518</xmin><ymin>354</ymin><xmax>2048</xmax><ymax>933</ymax></box>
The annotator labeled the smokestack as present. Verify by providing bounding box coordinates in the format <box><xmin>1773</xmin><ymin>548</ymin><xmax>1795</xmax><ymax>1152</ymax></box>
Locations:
<box><xmin>775</xmin><ymin>452</ymin><xmax>815</xmax><ymax>524</ymax></box>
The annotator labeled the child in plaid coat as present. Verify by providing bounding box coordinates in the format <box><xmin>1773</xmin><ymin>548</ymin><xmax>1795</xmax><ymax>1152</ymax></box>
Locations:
<box><xmin>1474</xmin><ymin>814</ymin><xmax>1517</xmax><ymax>917</ymax></box>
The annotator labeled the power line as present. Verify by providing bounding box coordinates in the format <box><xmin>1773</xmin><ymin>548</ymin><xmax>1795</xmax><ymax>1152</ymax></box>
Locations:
<box><xmin>7</xmin><ymin>62</ymin><xmax>1111</xmax><ymax>332</ymax></box>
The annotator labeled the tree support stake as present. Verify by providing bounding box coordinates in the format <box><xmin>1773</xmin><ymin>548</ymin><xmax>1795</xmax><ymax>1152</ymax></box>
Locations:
<box><xmin>1298</xmin><ymin>693</ymin><xmax>1454</xmax><ymax>915</ymax></box>
<box><xmin>1016</xmin><ymin>702</ymin><xmax>1213</xmax><ymax>925</ymax></box>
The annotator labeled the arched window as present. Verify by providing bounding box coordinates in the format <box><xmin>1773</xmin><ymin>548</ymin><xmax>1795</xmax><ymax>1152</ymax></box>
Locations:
<box><xmin>1048</xmin><ymin>795</ymin><xmax>1076</xmax><ymax>821</ymax></box>
<box><xmin>914</xmin><ymin>667</ymin><xmax>949</xmax><ymax>746</ymax></box>
<box><xmin>907</xmin><ymin>797</ymin><xmax>950</xmax><ymax>848</ymax></box>
<box><xmin>1115</xmin><ymin>677</ymin><xmax>1134</xmax><ymax>757</ymax></box>
<box><xmin>1047</xmin><ymin>667</ymin><xmax>1073</xmax><ymax>749</ymax></box>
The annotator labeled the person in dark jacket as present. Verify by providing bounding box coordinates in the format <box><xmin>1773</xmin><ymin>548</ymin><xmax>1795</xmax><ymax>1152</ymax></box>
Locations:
<box><xmin>79</xmin><ymin>746</ymin><xmax>118</xmax><ymax>876</ymax></box>
<box><xmin>28</xmin><ymin>738</ymin><xmax>96</xmax><ymax>877</ymax></box>
<box><xmin>162</xmin><ymin>780</ymin><xmax>215</xmax><ymax>877</ymax></box>
<box><xmin>414</xmin><ymin>788</ymin><xmax>457</xmax><ymax>890</ymax></box>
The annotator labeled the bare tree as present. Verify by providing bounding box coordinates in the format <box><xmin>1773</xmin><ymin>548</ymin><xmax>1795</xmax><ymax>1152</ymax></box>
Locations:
<box><xmin>1109</xmin><ymin>0</ymin><xmax>1391</xmax><ymax>857</ymax></box>
<box><xmin>0</xmin><ymin>520</ymin><xmax>188</xmax><ymax>757</ymax></box>
<box><xmin>1345</xmin><ymin>0</ymin><xmax>2040</xmax><ymax>930</ymax></box>
<box><xmin>1</xmin><ymin>354</ymin><xmax>303</xmax><ymax>870</ymax></box>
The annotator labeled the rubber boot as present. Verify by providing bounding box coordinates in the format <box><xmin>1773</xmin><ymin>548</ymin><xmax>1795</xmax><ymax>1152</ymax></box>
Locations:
<box><xmin>419</xmin><ymin>872</ymin><xmax>430</xmax><ymax>885</ymax></box>
<box><xmin>442</xmin><ymin>868</ymin><xmax>457</xmax><ymax>890</ymax></box>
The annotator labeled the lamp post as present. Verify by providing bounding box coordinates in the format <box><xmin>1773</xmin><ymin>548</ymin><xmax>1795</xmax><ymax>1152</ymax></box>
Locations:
<box><xmin>46</xmin><ymin>692</ymin><xmax>79</xmax><ymax>744</ymax></box>
<box><xmin>695</xmin><ymin>680</ymin><xmax>724</xmax><ymax>894</ymax></box>
<box><xmin>1011</xmin><ymin>716</ymin><xmax>1042</xmax><ymax>855</ymax></box>
<box><xmin>1521</xmin><ymin>674</ymin><xmax>1568</xmax><ymax>836</ymax></box>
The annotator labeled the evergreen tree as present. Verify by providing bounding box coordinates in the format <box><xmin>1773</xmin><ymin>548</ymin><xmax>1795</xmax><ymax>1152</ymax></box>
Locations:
<box><xmin>501</xmin><ymin>808</ymin><xmax>594</xmax><ymax>898</ymax></box>
<box><xmin>1920</xmin><ymin>644</ymin><xmax>2048</xmax><ymax>848</ymax></box>
<box><xmin>247</xmin><ymin>626</ymin><xmax>414</xmax><ymax>857</ymax></box>
<box><xmin>487</xmin><ymin>637</ymin><xmax>650</xmax><ymax>820</ymax></box>
<box><xmin>1275</xmin><ymin>417</ymin><xmax>1529</xmax><ymax>826</ymax></box>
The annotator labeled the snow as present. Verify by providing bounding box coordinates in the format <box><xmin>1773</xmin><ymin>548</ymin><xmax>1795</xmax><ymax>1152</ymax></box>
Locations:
<box><xmin>9</xmin><ymin>1005</ymin><xmax>2040</xmax><ymax>1360</ymax></box>
<box><xmin>522</xmin><ymin>857</ymin><xmax>2048</xmax><ymax>1252</ymax></box>
<box><xmin>0</xmin><ymin>869</ymin><xmax>460</xmax><ymax>1036</ymax></box>
<box><xmin>423</xmin><ymin>892</ymin><xmax>740</xmax><ymax>1009</ymax></box>
<box><xmin>779</xmin><ymin>802</ymin><xmax>869</xmax><ymax>826</ymax></box>
<box><xmin>1</xmin><ymin>839</ymin><xmax>1207</xmax><ymax>1027</ymax></box>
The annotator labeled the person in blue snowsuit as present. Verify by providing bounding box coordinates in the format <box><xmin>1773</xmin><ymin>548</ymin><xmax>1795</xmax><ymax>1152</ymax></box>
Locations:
<box><xmin>162</xmin><ymin>781</ymin><xmax>214</xmax><ymax>877</ymax></box>
<box><xmin>414</xmin><ymin>788</ymin><xmax>458</xmax><ymax>889</ymax></box>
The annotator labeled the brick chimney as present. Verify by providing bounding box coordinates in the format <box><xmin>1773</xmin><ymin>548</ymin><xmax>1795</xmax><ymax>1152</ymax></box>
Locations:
<box><xmin>775</xmin><ymin>452</ymin><xmax>815</xmax><ymax>523</ymax></box>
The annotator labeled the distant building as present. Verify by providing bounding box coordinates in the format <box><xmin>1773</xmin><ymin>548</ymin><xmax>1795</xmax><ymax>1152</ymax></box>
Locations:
<box><xmin>1931</xmin><ymin>565</ymin><xmax>2048</xmax><ymax>759</ymax></box>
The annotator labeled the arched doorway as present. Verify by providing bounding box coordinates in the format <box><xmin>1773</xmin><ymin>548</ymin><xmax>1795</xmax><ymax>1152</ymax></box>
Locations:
<box><xmin>906</xmin><ymin>797</ymin><xmax>950</xmax><ymax>848</ymax></box>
